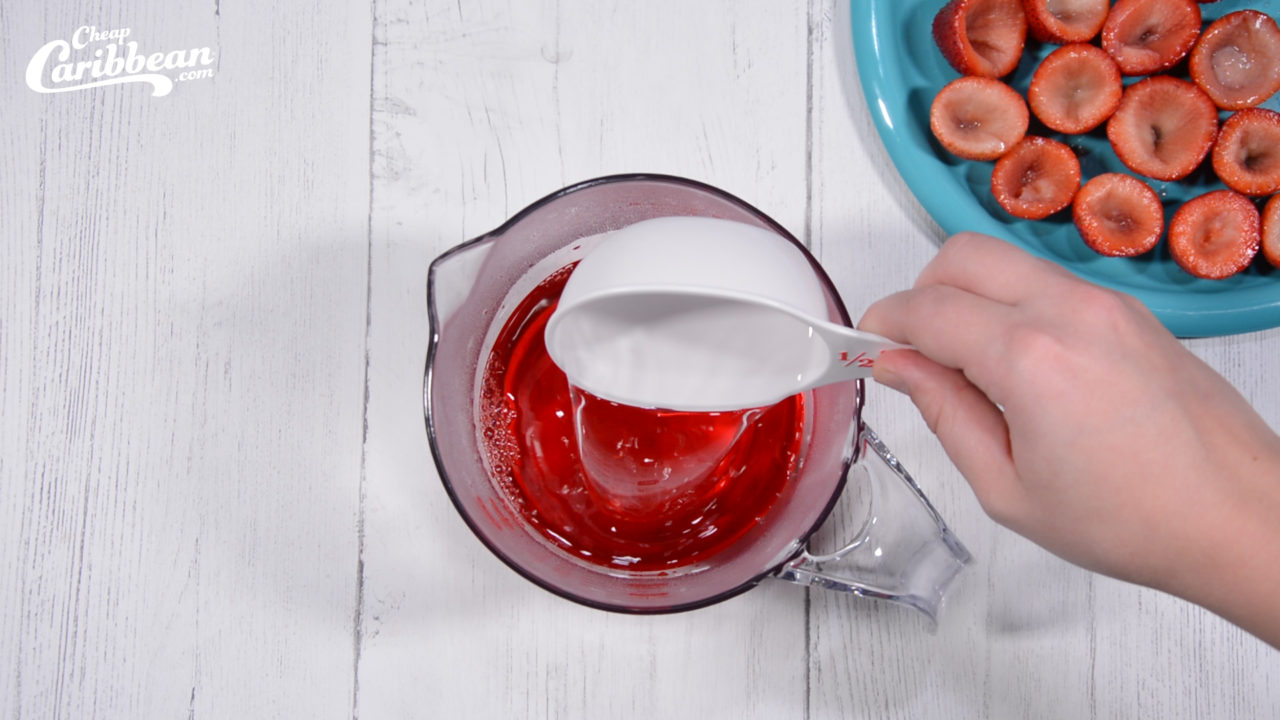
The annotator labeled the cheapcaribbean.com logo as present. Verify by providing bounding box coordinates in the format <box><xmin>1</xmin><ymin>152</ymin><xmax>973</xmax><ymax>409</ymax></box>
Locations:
<box><xmin>27</xmin><ymin>25</ymin><xmax>216</xmax><ymax>97</ymax></box>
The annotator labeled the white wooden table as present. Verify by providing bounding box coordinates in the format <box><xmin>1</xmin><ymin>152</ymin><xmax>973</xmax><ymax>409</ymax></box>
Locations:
<box><xmin>3</xmin><ymin>1</ymin><xmax>1278</xmax><ymax>717</ymax></box>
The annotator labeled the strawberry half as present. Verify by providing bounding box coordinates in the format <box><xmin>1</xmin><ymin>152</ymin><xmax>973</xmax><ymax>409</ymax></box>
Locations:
<box><xmin>1262</xmin><ymin>195</ymin><xmax>1280</xmax><ymax>268</ymax></box>
<box><xmin>1022</xmin><ymin>0</ymin><xmax>1109</xmax><ymax>44</ymax></box>
<box><xmin>934</xmin><ymin>0</ymin><xmax>1028</xmax><ymax>78</ymax></box>
<box><xmin>1029</xmin><ymin>44</ymin><xmax>1122</xmax><ymax>134</ymax></box>
<box><xmin>1073</xmin><ymin>173</ymin><xmax>1164</xmax><ymax>256</ymax></box>
<box><xmin>1168</xmin><ymin>189</ymin><xmax>1261</xmax><ymax>279</ymax></box>
<box><xmin>931</xmin><ymin>77</ymin><xmax>1030</xmax><ymax>160</ymax></box>
<box><xmin>1101</xmin><ymin>0</ymin><xmax>1201</xmax><ymax>76</ymax></box>
<box><xmin>1107</xmin><ymin>76</ymin><xmax>1218</xmax><ymax>182</ymax></box>
<box><xmin>1189</xmin><ymin>10</ymin><xmax>1280</xmax><ymax>111</ymax></box>
<box><xmin>1212</xmin><ymin>108</ymin><xmax>1280</xmax><ymax>196</ymax></box>
<box><xmin>991</xmin><ymin>136</ymin><xmax>1081</xmax><ymax>219</ymax></box>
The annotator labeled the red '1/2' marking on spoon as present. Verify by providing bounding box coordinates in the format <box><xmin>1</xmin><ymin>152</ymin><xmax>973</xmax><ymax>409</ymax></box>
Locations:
<box><xmin>839</xmin><ymin>351</ymin><xmax>875</xmax><ymax>369</ymax></box>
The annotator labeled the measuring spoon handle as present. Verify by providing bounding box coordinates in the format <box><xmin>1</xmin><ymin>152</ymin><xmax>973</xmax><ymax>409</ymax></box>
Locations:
<box><xmin>808</xmin><ymin>320</ymin><xmax>912</xmax><ymax>386</ymax></box>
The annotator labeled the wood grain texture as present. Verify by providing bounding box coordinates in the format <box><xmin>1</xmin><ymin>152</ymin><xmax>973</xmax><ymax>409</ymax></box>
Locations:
<box><xmin>359</xmin><ymin>1</ymin><xmax>811</xmax><ymax>718</ymax></box>
<box><xmin>0</xmin><ymin>2</ymin><xmax>372</xmax><ymax>718</ymax></box>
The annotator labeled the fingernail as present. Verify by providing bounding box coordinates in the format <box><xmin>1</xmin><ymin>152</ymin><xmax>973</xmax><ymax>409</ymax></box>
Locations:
<box><xmin>874</xmin><ymin>365</ymin><xmax>909</xmax><ymax>395</ymax></box>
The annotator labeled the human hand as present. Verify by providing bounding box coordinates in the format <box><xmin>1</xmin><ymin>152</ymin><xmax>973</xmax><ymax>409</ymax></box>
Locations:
<box><xmin>858</xmin><ymin>232</ymin><xmax>1280</xmax><ymax>648</ymax></box>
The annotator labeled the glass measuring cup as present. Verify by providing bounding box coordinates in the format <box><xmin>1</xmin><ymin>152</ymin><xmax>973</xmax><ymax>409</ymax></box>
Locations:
<box><xmin>426</xmin><ymin>174</ymin><xmax>971</xmax><ymax>622</ymax></box>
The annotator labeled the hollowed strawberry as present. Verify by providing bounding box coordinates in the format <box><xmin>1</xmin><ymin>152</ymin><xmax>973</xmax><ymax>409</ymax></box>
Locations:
<box><xmin>1029</xmin><ymin>44</ymin><xmax>1122</xmax><ymax>134</ymax></box>
<box><xmin>934</xmin><ymin>0</ymin><xmax>1028</xmax><ymax>78</ymax></box>
<box><xmin>931</xmin><ymin>77</ymin><xmax>1030</xmax><ymax>160</ymax></box>
<box><xmin>1189</xmin><ymin>10</ymin><xmax>1280</xmax><ymax>110</ymax></box>
<box><xmin>991</xmin><ymin>136</ymin><xmax>1081</xmax><ymax>219</ymax></box>
<box><xmin>1022</xmin><ymin>0</ymin><xmax>1109</xmax><ymax>43</ymax></box>
<box><xmin>1212</xmin><ymin>108</ymin><xmax>1280</xmax><ymax>196</ymax></box>
<box><xmin>1101</xmin><ymin>0</ymin><xmax>1202</xmax><ymax>76</ymax></box>
<box><xmin>1168</xmin><ymin>189</ymin><xmax>1260</xmax><ymax>279</ymax></box>
<box><xmin>1073</xmin><ymin>173</ymin><xmax>1164</xmax><ymax>256</ymax></box>
<box><xmin>1107</xmin><ymin>76</ymin><xmax>1218</xmax><ymax>182</ymax></box>
<box><xmin>1262</xmin><ymin>195</ymin><xmax>1280</xmax><ymax>268</ymax></box>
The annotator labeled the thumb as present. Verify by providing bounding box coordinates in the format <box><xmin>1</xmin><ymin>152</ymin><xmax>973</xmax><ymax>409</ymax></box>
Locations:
<box><xmin>874</xmin><ymin>350</ymin><xmax>1025</xmax><ymax>526</ymax></box>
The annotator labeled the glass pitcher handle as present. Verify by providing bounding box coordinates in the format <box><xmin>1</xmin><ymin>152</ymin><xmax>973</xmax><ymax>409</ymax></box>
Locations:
<box><xmin>773</xmin><ymin>423</ymin><xmax>972</xmax><ymax>627</ymax></box>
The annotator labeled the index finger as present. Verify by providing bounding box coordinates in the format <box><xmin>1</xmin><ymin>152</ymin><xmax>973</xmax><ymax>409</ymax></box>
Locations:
<box><xmin>918</xmin><ymin>232</ymin><xmax>1080</xmax><ymax>306</ymax></box>
<box><xmin>858</xmin><ymin>284</ymin><xmax>1014</xmax><ymax>393</ymax></box>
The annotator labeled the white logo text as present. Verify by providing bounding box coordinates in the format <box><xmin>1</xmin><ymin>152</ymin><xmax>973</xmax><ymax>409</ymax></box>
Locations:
<box><xmin>26</xmin><ymin>26</ymin><xmax>216</xmax><ymax>97</ymax></box>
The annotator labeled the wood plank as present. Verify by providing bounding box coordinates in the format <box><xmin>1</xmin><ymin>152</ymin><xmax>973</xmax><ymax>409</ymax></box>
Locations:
<box><xmin>0</xmin><ymin>4</ymin><xmax>47</xmax><ymax>714</ymax></box>
<box><xmin>807</xmin><ymin>2</ymin><xmax>1005</xmax><ymax>717</ymax></box>
<box><xmin>0</xmin><ymin>2</ymin><xmax>372</xmax><ymax>717</ymax></box>
<box><xmin>812</xmin><ymin>1</ymin><xmax>1280</xmax><ymax>717</ymax></box>
<box><xmin>360</xmin><ymin>1</ymin><xmax>811</xmax><ymax>717</ymax></box>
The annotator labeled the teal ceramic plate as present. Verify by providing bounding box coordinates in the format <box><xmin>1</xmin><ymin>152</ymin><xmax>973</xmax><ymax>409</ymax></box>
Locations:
<box><xmin>853</xmin><ymin>0</ymin><xmax>1280</xmax><ymax>337</ymax></box>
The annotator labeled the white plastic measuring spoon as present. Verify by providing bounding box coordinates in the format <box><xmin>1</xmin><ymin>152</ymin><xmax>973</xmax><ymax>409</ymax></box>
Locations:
<box><xmin>544</xmin><ymin>216</ymin><xmax>908</xmax><ymax>412</ymax></box>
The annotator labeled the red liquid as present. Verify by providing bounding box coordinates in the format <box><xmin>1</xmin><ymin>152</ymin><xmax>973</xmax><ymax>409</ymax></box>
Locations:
<box><xmin>479</xmin><ymin>264</ymin><xmax>805</xmax><ymax>572</ymax></box>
